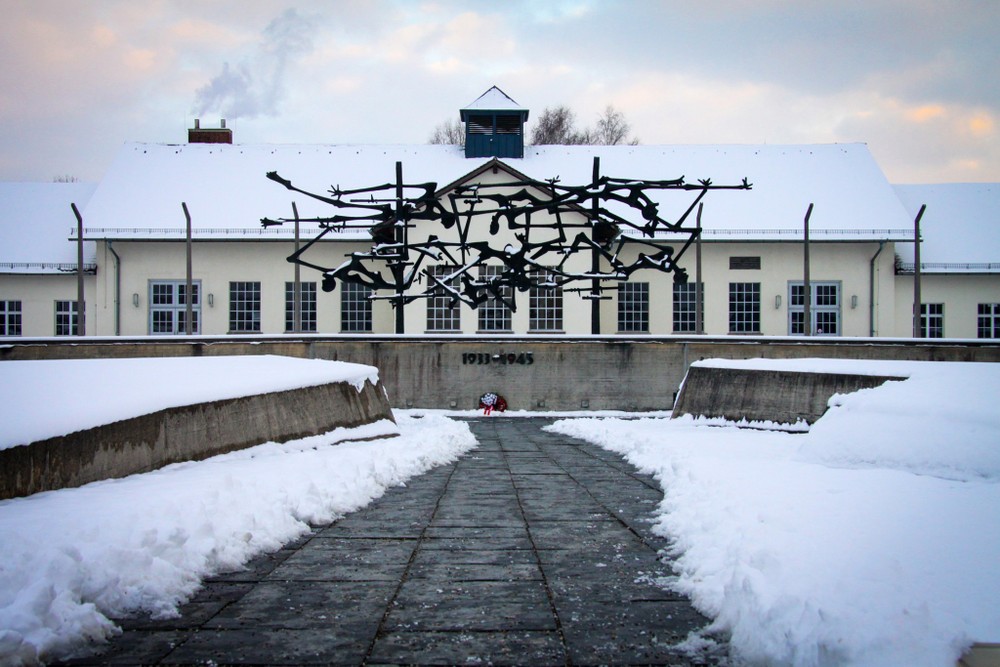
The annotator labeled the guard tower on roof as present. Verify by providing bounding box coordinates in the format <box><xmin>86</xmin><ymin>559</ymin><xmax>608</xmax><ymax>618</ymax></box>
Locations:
<box><xmin>460</xmin><ymin>86</ymin><xmax>529</xmax><ymax>159</ymax></box>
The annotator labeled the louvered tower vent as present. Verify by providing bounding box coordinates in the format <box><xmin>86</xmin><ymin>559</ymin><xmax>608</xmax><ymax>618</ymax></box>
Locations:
<box><xmin>460</xmin><ymin>86</ymin><xmax>529</xmax><ymax>159</ymax></box>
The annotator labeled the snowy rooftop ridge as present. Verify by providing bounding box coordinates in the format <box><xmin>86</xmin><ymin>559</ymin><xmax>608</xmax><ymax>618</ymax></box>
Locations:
<box><xmin>461</xmin><ymin>85</ymin><xmax>526</xmax><ymax>112</ymax></box>
<box><xmin>78</xmin><ymin>142</ymin><xmax>914</xmax><ymax>243</ymax></box>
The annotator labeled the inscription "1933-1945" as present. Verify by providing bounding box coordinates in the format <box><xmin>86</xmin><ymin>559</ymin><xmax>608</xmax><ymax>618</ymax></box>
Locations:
<box><xmin>462</xmin><ymin>352</ymin><xmax>534</xmax><ymax>366</ymax></box>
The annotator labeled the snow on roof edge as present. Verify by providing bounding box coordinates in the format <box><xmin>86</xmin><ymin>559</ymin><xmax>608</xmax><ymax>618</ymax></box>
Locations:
<box><xmin>78</xmin><ymin>142</ymin><xmax>915</xmax><ymax>242</ymax></box>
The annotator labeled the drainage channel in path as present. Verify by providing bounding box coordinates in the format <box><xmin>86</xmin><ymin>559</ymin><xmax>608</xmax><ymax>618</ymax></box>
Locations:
<box><xmin>59</xmin><ymin>417</ymin><xmax>724</xmax><ymax>666</ymax></box>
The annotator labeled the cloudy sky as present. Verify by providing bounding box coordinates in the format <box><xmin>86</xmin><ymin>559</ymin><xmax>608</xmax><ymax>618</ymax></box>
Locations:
<box><xmin>1</xmin><ymin>1</ymin><xmax>997</xmax><ymax>184</ymax></box>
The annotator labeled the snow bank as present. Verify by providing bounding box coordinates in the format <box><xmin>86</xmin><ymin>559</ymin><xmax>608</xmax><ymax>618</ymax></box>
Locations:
<box><xmin>0</xmin><ymin>356</ymin><xmax>380</xmax><ymax>450</ymax></box>
<box><xmin>548</xmin><ymin>360</ymin><xmax>1000</xmax><ymax>667</ymax></box>
<box><xmin>800</xmin><ymin>362</ymin><xmax>1000</xmax><ymax>481</ymax></box>
<box><xmin>0</xmin><ymin>413</ymin><xmax>476</xmax><ymax>665</ymax></box>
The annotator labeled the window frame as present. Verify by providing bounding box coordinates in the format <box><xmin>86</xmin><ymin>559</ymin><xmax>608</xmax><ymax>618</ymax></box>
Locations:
<box><xmin>672</xmin><ymin>282</ymin><xmax>702</xmax><ymax>334</ymax></box>
<box><xmin>920</xmin><ymin>302</ymin><xmax>944</xmax><ymax>338</ymax></box>
<box><xmin>477</xmin><ymin>265</ymin><xmax>513</xmax><ymax>333</ymax></box>
<box><xmin>978</xmin><ymin>303</ymin><xmax>1000</xmax><ymax>339</ymax></box>
<box><xmin>728</xmin><ymin>282</ymin><xmax>761</xmax><ymax>334</ymax></box>
<box><xmin>788</xmin><ymin>281</ymin><xmax>841</xmax><ymax>336</ymax></box>
<box><xmin>426</xmin><ymin>266</ymin><xmax>461</xmax><ymax>332</ymax></box>
<box><xmin>529</xmin><ymin>267</ymin><xmax>563</xmax><ymax>332</ymax></box>
<box><xmin>284</xmin><ymin>281</ymin><xmax>317</xmax><ymax>333</ymax></box>
<box><xmin>229</xmin><ymin>281</ymin><xmax>262</xmax><ymax>333</ymax></box>
<box><xmin>617</xmin><ymin>281</ymin><xmax>649</xmax><ymax>333</ymax></box>
<box><xmin>0</xmin><ymin>300</ymin><xmax>22</xmax><ymax>336</ymax></box>
<box><xmin>340</xmin><ymin>280</ymin><xmax>373</xmax><ymax>333</ymax></box>
<box><xmin>54</xmin><ymin>300</ymin><xmax>79</xmax><ymax>336</ymax></box>
<box><xmin>148</xmin><ymin>280</ymin><xmax>202</xmax><ymax>335</ymax></box>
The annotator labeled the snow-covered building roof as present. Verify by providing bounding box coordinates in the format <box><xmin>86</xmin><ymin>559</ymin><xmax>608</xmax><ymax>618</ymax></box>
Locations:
<box><xmin>461</xmin><ymin>85</ymin><xmax>527</xmax><ymax>113</ymax></box>
<box><xmin>0</xmin><ymin>182</ymin><xmax>97</xmax><ymax>274</ymax></box>
<box><xmin>80</xmin><ymin>141</ymin><xmax>914</xmax><ymax>243</ymax></box>
<box><xmin>519</xmin><ymin>144</ymin><xmax>913</xmax><ymax>241</ymax></box>
<box><xmin>81</xmin><ymin>144</ymin><xmax>475</xmax><ymax>240</ymax></box>
<box><xmin>894</xmin><ymin>183</ymin><xmax>1000</xmax><ymax>273</ymax></box>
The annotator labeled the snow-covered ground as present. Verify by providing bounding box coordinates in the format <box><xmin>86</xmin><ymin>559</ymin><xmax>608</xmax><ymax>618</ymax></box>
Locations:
<box><xmin>549</xmin><ymin>358</ymin><xmax>1000</xmax><ymax>667</ymax></box>
<box><xmin>1</xmin><ymin>356</ymin><xmax>997</xmax><ymax>666</ymax></box>
<box><xmin>0</xmin><ymin>412</ymin><xmax>476</xmax><ymax>665</ymax></box>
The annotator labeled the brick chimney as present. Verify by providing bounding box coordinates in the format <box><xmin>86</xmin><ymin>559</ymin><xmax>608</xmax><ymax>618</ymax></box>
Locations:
<box><xmin>188</xmin><ymin>118</ymin><xmax>233</xmax><ymax>144</ymax></box>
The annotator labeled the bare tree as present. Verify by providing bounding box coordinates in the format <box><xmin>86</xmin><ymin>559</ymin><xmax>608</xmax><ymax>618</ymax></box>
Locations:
<box><xmin>530</xmin><ymin>106</ymin><xmax>589</xmax><ymax>145</ymax></box>
<box><xmin>530</xmin><ymin>104</ymin><xmax>637</xmax><ymax>146</ymax></box>
<box><xmin>592</xmin><ymin>105</ymin><xmax>638</xmax><ymax>146</ymax></box>
<box><xmin>429</xmin><ymin>118</ymin><xmax>464</xmax><ymax>146</ymax></box>
<box><xmin>430</xmin><ymin>104</ymin><xmax>638</xmax><ymax>147</ymax></box>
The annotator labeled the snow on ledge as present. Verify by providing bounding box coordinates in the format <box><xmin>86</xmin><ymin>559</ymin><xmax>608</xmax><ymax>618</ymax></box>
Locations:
<box><xmin>691</xmin><ymin>356</ymin><xmax>916</xmax><ymax>377</ymax></box>
<box><xmin>0</xmin><ymin>355</ymin><xmax>380</xmax><ymax>450</ymax></box>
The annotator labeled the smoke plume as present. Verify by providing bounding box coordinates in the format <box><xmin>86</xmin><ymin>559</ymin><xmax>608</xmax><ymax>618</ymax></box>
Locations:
<box><xmin>193</xmin><ymin>8</ymin><xmax>315</xmax><ymax>119</ymax></box>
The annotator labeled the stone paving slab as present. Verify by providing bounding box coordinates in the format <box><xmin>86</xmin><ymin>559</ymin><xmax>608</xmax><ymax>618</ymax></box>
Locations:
<box><xmin>165</xmin><ymin>628</ymin><xmax>371</xmax><ymax>665</ymax></box>
<box><xmin>57</xmin><ymin>417</ymin><xmax>724</xmax><ymax>666</ymax></box>
<box><xmin>268</xmin><ymin>539</ymin><xmax>417</xmax><ymax>582</ymax></box>
<box><xmin>367</xmin><ymin>630</ymin><xmax>566</xmax><ymax>665</ymax></box>
<box><xmin>202</xmin><ymin>581</ymin><xmax>394</xmax><ymax>630</ymax></box>
<box><xmin>385</xmin><ymin>580</ymin><xmax>556</xmax><ymax>632</ymax></box>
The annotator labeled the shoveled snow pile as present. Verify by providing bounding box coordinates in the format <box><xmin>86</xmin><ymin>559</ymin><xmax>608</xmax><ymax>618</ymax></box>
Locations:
<box><xmin>0</xmin><ymin>413</ymin><xmax>476</xmax><ymax>665</ymax></box>
<box><xmin>548</xmin><ymin>359</ymin><xmax>1000</xmax><ymax>667</ymax></box>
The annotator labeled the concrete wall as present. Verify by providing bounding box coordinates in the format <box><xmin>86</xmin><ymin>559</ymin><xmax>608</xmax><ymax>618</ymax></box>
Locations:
<box><xmin>0</xmin><ymin>378</ymin><xmax>393</xmax><ymax>500</ymax></box>
<box><xmin>3</xmin><ymin>335</ymin><xmax>999</xmax><ymax>412</ymax></box>
<box><xmin>672</xmin><ymin>365</ymin><xmax>905</xmax><ymax>424</ymax></box>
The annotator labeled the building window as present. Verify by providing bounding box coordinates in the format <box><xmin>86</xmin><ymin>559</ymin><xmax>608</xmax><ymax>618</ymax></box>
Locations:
<box><xmin>149</xmin><ymin>280</ymin><xmax>201</xmax><ymax>334</ymax></box>
<box><xmin>978</xmin><ymin>303</ymin><xmax>1000</xmax><ymax>338</ymax></box>
<box><xmin>618</xmin><ymin>282</ymin><xmax>649</xmax><ymax>332</ymax></box>
<box><xmin>673</xmin><ymin>282</ymin><xmax>702</xmax><ymax>333</ymax></box>
<box><xmin>478</xmin><ymin>265</ymin><xmax>512</xmax><ymax>332</ymax></box>
<box><xmin>229</xmin><ymin>281</ymin><xmax>261</xmax><ymax>332</ymax></box>
<box><xmin>788</xmin><ymin>282</ymin><xmax>841</xmax><ymax>335</ymax></box>
<box><xmin>285</xmin><ymin>282</ymin><xmax>317</xmax><ymax>332</ymax></box>
<box><xmin>55</xmin><ymin>300</ymin><xmax>79</xmax><ymax>336</ymax></box>
<box><xmin>529</xmin><ymin>267</ymin><xmax>563</xmax><ymax>332</ymax></box>
<box><xmin>1</xmin><ymin>301</ymin><xmax>22</xmax><ymax>336</ymax></box>
<box><xmin>728</xmin><ymin>282</ymin><xmax>760</xmax><ymax>333</ymax></box>
<box><xmin>920</xmin><ymin>303</ymin><xmax>944</xmax><ymax>338</ymax></box>
<box><xmin>341</xmin><ymin>281</ymin><xmax>373</xmax><ymax>333</ymax></box>
<box><xmin>426</xmin><ymin>266</ymin><xmax>461</xmax><ymax>332</ymax></box>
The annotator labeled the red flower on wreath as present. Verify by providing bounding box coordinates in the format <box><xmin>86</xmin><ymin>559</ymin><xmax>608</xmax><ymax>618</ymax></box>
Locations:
<box><xmin>479</xmin><ymin>392</ymin><xmax>508</xmax><ymax>415</ymax></box>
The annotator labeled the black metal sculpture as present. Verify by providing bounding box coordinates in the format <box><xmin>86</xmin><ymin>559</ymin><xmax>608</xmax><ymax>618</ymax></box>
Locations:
<box><xmin>262</xmin><ymin>157</ymin><xmax>750</xmax><ymax>332</ymax></box>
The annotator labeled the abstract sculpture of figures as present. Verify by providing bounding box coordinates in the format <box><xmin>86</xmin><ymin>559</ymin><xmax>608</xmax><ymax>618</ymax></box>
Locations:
<box><xmin>261</xmin><ymin>157</ymin><xmax>750</xmax><ymax>330</ymax></box>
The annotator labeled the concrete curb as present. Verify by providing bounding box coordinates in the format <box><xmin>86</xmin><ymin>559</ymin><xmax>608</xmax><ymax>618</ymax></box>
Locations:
<box><xmin>672</xmin><ymin>365</ymin><xmax>905</xmax><ymax>425</ymax></box>
<box><xmin>0</xmin><ymin>379</ymin><xmax>394</xmax><ymax>500</ymax></box>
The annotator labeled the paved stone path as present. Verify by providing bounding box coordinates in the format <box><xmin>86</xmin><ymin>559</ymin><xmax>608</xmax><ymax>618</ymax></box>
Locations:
<box><xmin>61</xmin><ymin>418</ymin><xmax>723</xmax><ymax>666</ymax></box>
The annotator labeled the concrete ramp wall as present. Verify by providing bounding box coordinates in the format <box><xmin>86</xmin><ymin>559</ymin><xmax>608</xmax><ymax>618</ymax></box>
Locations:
<box><xmin>0</xmin><ymin>379</ymin><xmax>393</xmax><ymax>500</ymax></box>
<box><xmin>672</xmin><ymin>365</ymin><xmax>904</xmax><ymax>425</ymax></box>
<box><xmin>3</xmin><ymin>335</ymin><xmax>999</xmax><ymax>412</ymax></box>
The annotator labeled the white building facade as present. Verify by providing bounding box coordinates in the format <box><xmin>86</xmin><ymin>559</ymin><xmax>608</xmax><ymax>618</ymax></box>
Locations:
<box><xmin>2</xmin><ymin>91</ymin><xmax>998</xmax><ymax>340</ymax></box>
